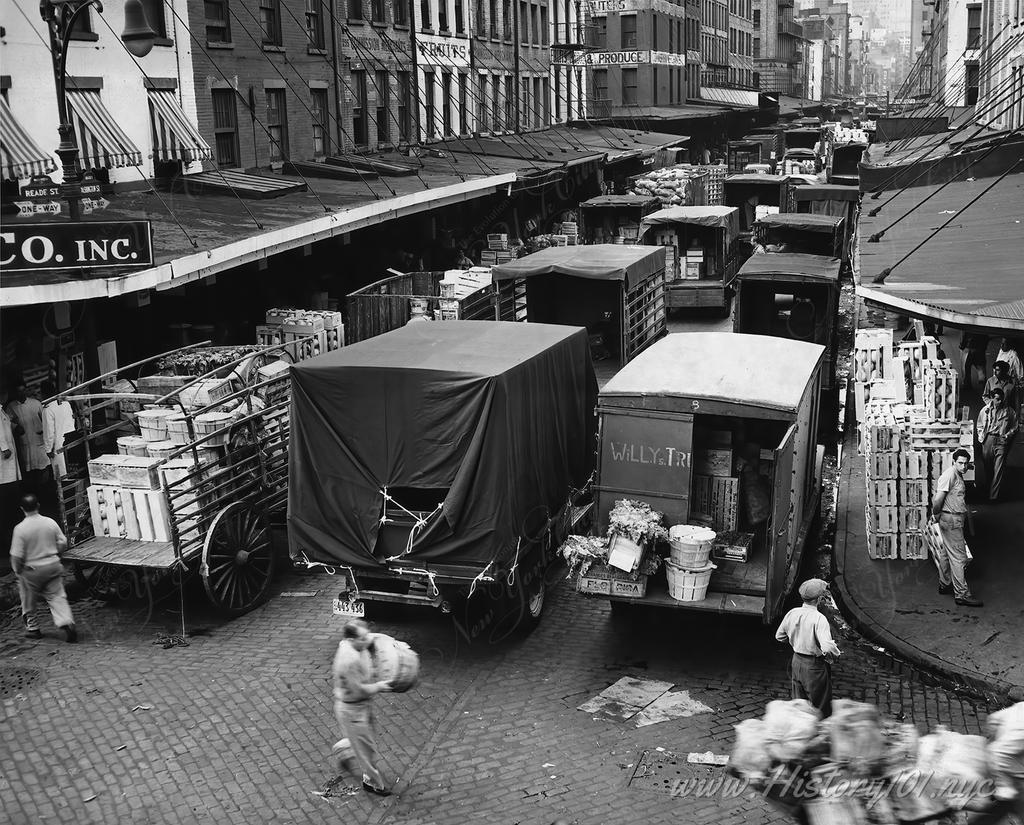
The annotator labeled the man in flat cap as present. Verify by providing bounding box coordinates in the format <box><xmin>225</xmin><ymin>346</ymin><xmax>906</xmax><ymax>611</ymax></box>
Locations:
<box><xmin>775</xmin><ymin>578</ymin><xmax>841</xmax><ymax>717</ymax></box>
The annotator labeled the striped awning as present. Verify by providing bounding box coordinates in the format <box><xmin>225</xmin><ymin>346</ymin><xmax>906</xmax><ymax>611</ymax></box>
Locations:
<box><xmin>0</xmin><ymin>96</ymin><xmax>58</xmax><ymax>179</ymax></box>
<box><xmin>66</xmin><ymin>89</ymin><xmax>143</xmax><ymax>169</ymax></box>
<box><xmin>148</xmin><ymin>89</ymin><xmax>212</xmax><ymax>164</ymax></box>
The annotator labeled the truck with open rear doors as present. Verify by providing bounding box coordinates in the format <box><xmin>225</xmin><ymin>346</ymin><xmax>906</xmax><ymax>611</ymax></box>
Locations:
<box><xmin>591</xmin><ymin>332</ymin><xmax>825</xmax><ymax>623</ymax></box>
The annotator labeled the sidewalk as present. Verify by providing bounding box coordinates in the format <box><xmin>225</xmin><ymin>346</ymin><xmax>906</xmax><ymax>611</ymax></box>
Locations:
<box><xmin>832</xmin><ymin>425</ymin><xmax>1024</xmax><ymax>702</ymax></box>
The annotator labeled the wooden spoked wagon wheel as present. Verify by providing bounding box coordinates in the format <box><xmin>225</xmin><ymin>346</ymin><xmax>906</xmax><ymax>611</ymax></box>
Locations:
<box><xmin>201</xmin><ymin>501</ymin><xmax>277</xmax><ymax>616</ymax></box>
<box><xmin>73</xmin><ymin>562</ymin><xmax>122</xmax><ymax>601</ymax></box>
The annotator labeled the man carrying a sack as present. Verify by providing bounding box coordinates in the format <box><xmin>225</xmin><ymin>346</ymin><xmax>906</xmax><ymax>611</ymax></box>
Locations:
<box><xmin>775</xmin><ymin>578</ymin><xmax>842</xmax><ymax>717</ymax></box>
<box><xmin>930</xmin><ymin>449</ymin><xmax>983</xmax><ymax>607</ymax></box>
<box><xmin>332</xmin><ymin>619</ymin><xmax>394</xmax><ymax>797</ymax></box>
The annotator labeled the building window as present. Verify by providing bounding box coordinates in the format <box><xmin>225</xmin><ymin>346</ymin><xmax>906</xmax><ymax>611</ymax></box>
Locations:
<box><xmin>398</xmin><ymin>71</ymin><xmax>411</xmax><ymax>140</ymax></box>
<box><xmin>592</xmin><ymin>67</ymin><xmax>608</xmax><ymax>100</ymax></box>
<box><xmin>458</xmin><ymin>73</ymin><xmax>468</xmax><ymax>133</ymax></box>
<box><xmin>352</xmin><ymin>70</ymin><xmax>368</xmax><ymax>145</ymax></box>
<box><xmin>541</xmin><ymin>76</ymin><xmax>550</xmax><ymax>125</ymax></box>
<box><xmin>425</xmin><ymin>70</ymin><xmax>437</xmax><ymax>137</ymax></box>
<box><xmin>306</xmin><ymin>0</ymin><xmax>325</xmax><ymax>48</ymax></box>
<box><xmin>487</xmin><ymin>0</ymin><xmax>497</xmax><ymax>36</ymax></box>
<box><xmin>504</xmin><ymin>75</ymin><xmax>514</xmax><ymax>128</ymax></box>
<box><xmin>442</xmin><ymin>72</ymin><xmax>453</xmax><ymax>134</ymax></box>
<box><xmin>965</xmin><ymin>62</ymin><xmax>980</xmax><ymax>104</ymax></box>
<box><xmin>140</xmin><ymin>0</ymin><xmax>168</xmax><ymax>39</ymax></box>
<box><xmin>266</xmin><ymin>89</ymin><xmax>288</xmax><ymax>160</ymax></box>
<box><xmin>566</xmin><ymin>66</ymin><xmax>573</xmax><ymax>117</ymax></box>
<box><xmin>376</xmin><ymin>70</ymin><xmax>390</xmax><ymax>143</ymax></box>
<box><xmin>502</xmin><ymin>0</ymin><xmax>511</xmax><ymax>38</ymax></box>
<box><xmin>477</xmin><ymin>74</ymin><xmax>489</xmax><ymax>131</ymax></box>
<box><xmin>455</xmin><ymin>0</ymin><xmax>465</xmax><ymax>31</ymax></box>
<box><xmin>70</xmin><ymin>7</ymin><xmax>94</xmax><ymax>36</ymax></box>
<box><xmin>439</xmin><ymin>0</ymin><xmax>449</xmax><ymax>30</ymax></box>
<box><xmin>372</xmin><ymin>0</ymin><xmax>385</xmax><ymax>22</ymax></box>
<box><xmin>395</xmin><ymin>0</ymin><xmax>408</xmax><ymax>24</ymax></box>
<box><xmin>622</xmin><ymin>67</ymin><xmax>638</xmax><ymax>104</ymax></box>
<box><xmin>554</xmin><ymin>68</ymin><xmax>562</xmax><ymax>120</ymax></box>
<box><xmin>753</xmin><ymin>8</ymin><xmax>759</xmax><ymax>26</ymax></box>
<box><xmin>311</xmin><ymin>88</ymin><xmax>329</xmax><ymax>155</ymax></box>
<box><xmin>493</xmin><ymin>73</ymin><xmax>503</xmax><ymax>129</ymax></box>
<box><xmin>531</xmin><ymin>4</ymin><xmax>539</xmax><ymax>44</ymax></box>
<box><xmin>211</xmin><ymin>89</ymin><xmax>239</xmax><ymax>167</ymax></box>
<box><xmin>205</xmin><ymin>0</ymin><xmax>231</xmax><ymax>42</ymax></box>
<box><xmin>260</xmin><ymin>0</ymin><xmax>282</xmax><ymax>45</ymax></box>
<box><xmin>620</xmin><ymin>14</ymin><xmax>637</xmax><ymax>48</ymax></box>
<box><xmin>594</xmin><ymin>16</ymin><xmax>607</xmax><ymax>48</ymax></box>
<box><xmin>519</xmin><ymin>2</ymin><xmax>529</xmax><ymax>43</ymax></box>
<box><xmin>421</xmin><ymin>0</ymin><xmax>431</xmax><ymax>27</ymax></box>
<box><xmin>966</xmin><ymin>4</ymin><xmax>981</xmax><ymax>49</ymax></box>
<box><xmin>532</xmin><ymin>76</ymin><xmax>541</xmax><ymax>126</ymax></box>
<box><xmin>540</xmin><ymin>5</ymin><xmax>548</xmax><ymax>45</ymax></box>
<box><xmin>349</xmin><ymin>0</ymin><xmax>363</xmax><ymax>18</ymax></box>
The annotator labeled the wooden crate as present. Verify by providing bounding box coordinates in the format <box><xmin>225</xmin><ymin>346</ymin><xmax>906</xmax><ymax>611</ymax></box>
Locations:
<box><xmin>853</xmin><ymin>329</ymin><xmax>894</xmax><ymax>382</ymax></box>
<box><xmin>866</xmin><ymin>530</ymin><xmax>898</xmax><ymax>560</ymax></box>
<box><xmin>900</xmin><ymin>451</ymin><xmax>928</xmax><ymax>480</ymax></box>
<box><xmin>899</xmin><ymin>530</ymin><xmax>929</xmax><ymax>561</ymax></box>
<box><xmin>866</xmin><ymin>479</ymin><xmax>898</xmax><ymax>506</ymax></box>
<box><xmin>908</xmin><ymin>421</ymin><xmax>960</xmax><ymax>451</ymax></box>
<box><xmin>923</xmin><ymin>361</ymin><xmax>958</xmax><ymax>421</ymax></box>
<box><xmin>866</xmin><ymin>505</ymin><xmax>898</xmax><ymax>533</ymax></box>
<box><xmin>611</xmin><ymin>576</ymin><xmax>649</xmax><ymax>598</ymax></box>
<box><xmin>863</xmin><ymin>422</ymin><xmax>900</xmax><ymax>453</ymax></box>
<box><xmin>898</xmin><ymin>505</ymin><xmax>929</xmax><ymax>533</ymax></box>
<box><xmin>899</xmin><ymin>479</ymin><xmax>929</xmax><ymax>507</ymax></box>
<box><xmin>577</xmin><ymin>572</ymin><xmax>612</xmax><ymax>595</ymax></box>
<box><xmin>691</xmin><ymin>475</ymin><xmax>739</xmax><ymax>532</ymax></box>
<box><xmin>866</xmin><ymin>451</ymin><xmax>900</xmax><ymax>479</ymax></box>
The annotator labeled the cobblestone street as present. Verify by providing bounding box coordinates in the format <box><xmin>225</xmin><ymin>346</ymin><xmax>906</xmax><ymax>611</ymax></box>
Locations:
<box><xmin>0</xmin><ymin>562</ymin><xmax>1001</xmax><ymax>825</ymax></box>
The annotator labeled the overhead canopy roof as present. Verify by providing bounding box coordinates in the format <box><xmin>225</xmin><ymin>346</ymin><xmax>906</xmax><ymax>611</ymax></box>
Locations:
<box><xmin>491</xmin><ymin>244</ymin><xmax>664</xmax><ymax>290</ymax></box>
<box><xmin>755</xmin><ymin>213</ymin><xmax>844</xmax><ymax>233</ymax></box>
<box><xmin>794</xmin><ymin>184</ymin><xmax>860</xmax><ymax>202</ymax></box>
<box><xmin>857</xmin><ymin>173</ymin><xmax>1024</xmax><ymax>332</ymax></box>
<box><xmin>638</xmin><ymin>206</ymin><xmax>740</xmax><ymax>242</ymax></box>
<box><xmin>785</xmin><ymin>127</ymin><xmax>822</xmax><ymax>135</ymax></box>
<box><xmin>783</xmin><ymin>148</ymin><xmax>818</xmax><ymax>158</ymax></box>
<box><xmin>580</xmin><ymin>194</ymin><xmax>660</xmax><ymax>209</ymax></box>
<box><xmin>732</xmin><ymin>253</ymin><xmax>842</xmax><ymax>285</ymax></box>
<box><xmin>601</xmin><ymin>332</ymin><xmax>824</xmax><ymax>413</ymax></box>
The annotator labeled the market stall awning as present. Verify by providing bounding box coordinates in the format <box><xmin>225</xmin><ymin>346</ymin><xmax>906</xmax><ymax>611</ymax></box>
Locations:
<box><xmin>0</xmin><ymin>97</ymin><xmax>58</xmax><ymax>179</ymax></box>
<box><xmin>491</xmin><ymin>244</ymin><xmax>664</xmax><ymax>290</ymax></box>
<box><xmin>857</xmin><ymin>173</ymin><xmax>1024</xmax><ymax>333</ymax></box>
<box><xmin>601</xmin><ymin>332</ymin><xmax>824</xmax><ymax>414</ymax></box>
<box><xmin>148</xmin><ymin>89</ymin><xmax>213</xmax><ymax>164</ymax></box>
<box><xmin>639</xmin><ymin>206</ymin><xmax>740</xmax><ymax>242</ymax></box>
<box><xmin>754</xmin><ymin>213</ymin><xmax>844</xmax><ymax>233</ymax></box>
<box><xmin>794</xmin><ymin>184</ymin><xmax>860</xmax><ymax>202</ymax></box>
<box><xmin>731</xmin><ymin>253</ymin><xmax>841</xmax><ymax>285</ymax></box>
<box><xmin>580</xmin><ymin>194</ymin><xmax>660</xmax><ymax>209</ymax></box>
<box><xmin>66</xmin><ymin>89</ymin><xmax>143</xmax><ymax>169</ymax></box>
<box><xmin>726</xmin><ymin>173</ymin><xmax>791</xmax><ymax>186</ymax></box>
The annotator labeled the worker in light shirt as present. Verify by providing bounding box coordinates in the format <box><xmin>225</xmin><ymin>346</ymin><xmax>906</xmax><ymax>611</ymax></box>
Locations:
<box><xmin>775</xmin><ymin>578</ymin><xmax>842</xmax><ymax>717</ymax></box>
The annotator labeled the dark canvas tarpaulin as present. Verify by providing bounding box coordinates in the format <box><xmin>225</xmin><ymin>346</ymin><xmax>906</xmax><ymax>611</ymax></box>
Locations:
<box><xmin>287</xmin><ymin>321</ymin><xmax>597</xmax><ymax>570</ymax></box>
<box><xmin>755</xmin><ymin>213</ymin><xmax>844</xmax><ymax>233</ymax></box>
<box><xmin>794</xmin><ymin>184</ymin><xmax>860</xmax><ymax>202</ymax></box>
<box><xmin>730</xmin><ymin>253</ymin><xmax>841</xmax><ymax>285</ymax></box>
<box><xmin>490</xmin><ymin>244</ymin><xmax>664</xmax><ymax>291</ymax></box>
<box><xmin>638</xmin><ymin>206</ymin><xmax>740</xmax><ymax>242</ymax></box>
<box><xmin>581</xmin><ymin>194</ymin><xmax>661</xmax><ymax>209</ymax></box>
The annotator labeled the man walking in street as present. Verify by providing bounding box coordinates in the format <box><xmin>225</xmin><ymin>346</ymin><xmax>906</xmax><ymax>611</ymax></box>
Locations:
<box><xmin>775</xmin><ymin>578</ymin><xmax>841</xmax><ymax>717</ymax></box>
<box><xmin>977</xmin><ymin>387</ymin><xmax>1018</xmax><ymax>502</ymax></box>
<box><xmin>332</xmin><ymin>619</ymin><xmax>393</xmax><ymax>796</ymax></box>
<box><xmin>931</xmin><ymin>449</ymin><xmax>982</xmax><ymax>607</ymax></box>
<box><xmin>11</xmin><ymin>493</ymin><xmax>77</xmax><ymax>642</ymax></box>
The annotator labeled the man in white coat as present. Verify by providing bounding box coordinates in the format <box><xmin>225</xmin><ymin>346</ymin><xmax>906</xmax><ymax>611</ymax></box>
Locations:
<box><xmin>41</xmin><ymin>382</ymin><xmax>76</xmax><ymax>479</ymax></box>
<box><xmin>1</xmin><ymin>393</ymin><xmax>23</xmax><ymax>558</ymax></box>
<box><xmin>7</xmin><ymin>383</ymin><xmax>49</xmax><ymax>496</ymax></box>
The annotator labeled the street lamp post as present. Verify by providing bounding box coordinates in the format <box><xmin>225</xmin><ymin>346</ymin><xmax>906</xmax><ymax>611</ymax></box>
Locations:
<box><xmin>38</xmin><ymin>0</ymin><xmax>156</xmax><ymax>218</ymax></box>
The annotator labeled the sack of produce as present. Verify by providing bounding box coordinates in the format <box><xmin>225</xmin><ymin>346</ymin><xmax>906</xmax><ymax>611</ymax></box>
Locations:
<box><xmin>731</xmin><ymin>718</ymin><xmax>772</xmax><ymax>779</ymax></box>
<box><xmin>762</xmin><ymin>699</ymin><xmax>823</xmax><ymax>763</ymax></box>
<box><xmin>878</xmin><ymin>720</ymin><xmax>920</xmax><ymax>774</ymax></box>
<box><xmin>825</xmin><ymin>699</ymin><xmax>885</xmax><ymax>776</ymax></box>
<box><xmin>370</xmin><ymin>633</ymin><xmax>419</xmax><ymax>693</ymax></box>
<box><xmin>987</xmin><ymin>702</ymin><xmax>1024</xmax><ymax>800</ymax></box>
<box><xmin>916</xmin><ymin>727</ymin><xmax>992</xmax><ymax>810</ymax></box>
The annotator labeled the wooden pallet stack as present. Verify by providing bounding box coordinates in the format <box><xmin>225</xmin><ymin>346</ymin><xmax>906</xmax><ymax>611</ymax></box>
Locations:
<box><xmin>257</xmin><ymin>308</ymin><xmax>344</xmax><ymax>360</ymax></box>
<box><xmin>862</xmin><ymin>401</ymin><xmax>900</xmax><ymax>559</ymax></box>
<box><xmin>923</xmin><ymin>359</ymin><xmax>959</xmax><ymax>421</ymax></box>
<box><xmin>897</xmin><ymin>336</ymin><xmax>939</xmax><ymax>404</ymax></box>
<box><xmin>853</xmin><ymin>329</ymin><xmax>899</xmax><ymax>424</ymax></box>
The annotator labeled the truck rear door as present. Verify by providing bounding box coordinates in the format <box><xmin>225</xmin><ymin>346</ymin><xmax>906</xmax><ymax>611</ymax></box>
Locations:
<box><xmin>594</xmin><ymin>407</ymin><xmax>694</xmax><ymax>532</ymax></box>
<box><xmin>765</xmin><ymin>422</ymin><xmax>797</xmax><ymax>622</ymax></box>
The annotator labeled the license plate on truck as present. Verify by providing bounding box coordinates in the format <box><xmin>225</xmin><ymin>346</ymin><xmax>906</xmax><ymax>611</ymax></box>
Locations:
<box><xmin>332</xmin><ymin>598</ymin><xmax>365</xmax><ymax>617</ymax></box>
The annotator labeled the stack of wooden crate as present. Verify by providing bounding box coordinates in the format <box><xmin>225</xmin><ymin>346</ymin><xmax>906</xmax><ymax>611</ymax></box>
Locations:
<box><xmin>853</xmin><ymin>329</ymin><xmax>898</xmax><ymax>424</ymax></box>
<box><xmin>862</xmin><ymin>400</ymin><xmax>900</xmax><ymax>559</ymax></box>
<box><xmin>257</xmin><ymin>309</ymin><xmax>344</xmax><ymax>360</ymax></box>
<box><xmin>897</xmin><ymin>336</ymin><xmax>938</xmax><ymax>404</ymax></box>
<box><xmin>559</xmin><ymin>221</ymin><xmax>578</xmax><ymax>245</ymax></box>
<box><xmin>923</xmin><ymin>359</ymin><xmax>959</xmax><ymax>421</ymax></box>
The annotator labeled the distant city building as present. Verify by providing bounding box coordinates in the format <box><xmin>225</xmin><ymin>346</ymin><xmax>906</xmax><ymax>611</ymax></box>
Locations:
<box><xmin>753</xmin><ymin>0</ymin><xmax>807</xmax><ymax>96</ymax></box>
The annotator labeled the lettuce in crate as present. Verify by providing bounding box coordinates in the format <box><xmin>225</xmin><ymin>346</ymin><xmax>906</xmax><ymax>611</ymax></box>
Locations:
<box><xmin>560</xmin><ymin>535</ymin><xmax>609</xmax><ymax>579</ymax></box>
<box><xmin>607</xmin><ymin>499</ymin><xmax>669</xmax><ymax>546</ymax></box>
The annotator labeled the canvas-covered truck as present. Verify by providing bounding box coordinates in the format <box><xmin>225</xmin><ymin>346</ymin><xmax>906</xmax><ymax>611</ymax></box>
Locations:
<box><xmin>287</xmin><ymin>321</ymin><xmax>597</xmax><ymax>632</ymax></box>
<box><xmin>589</xmin><ymin>332</ymin><xmax>825</xmax><ymax>623</ymax></box>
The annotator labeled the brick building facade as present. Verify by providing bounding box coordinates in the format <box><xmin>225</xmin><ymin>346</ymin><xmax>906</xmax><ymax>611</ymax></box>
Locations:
<box><xmin>753</xmin><ymin>0</ymin><xmax>805</xmax><ymax>95</ymax></box>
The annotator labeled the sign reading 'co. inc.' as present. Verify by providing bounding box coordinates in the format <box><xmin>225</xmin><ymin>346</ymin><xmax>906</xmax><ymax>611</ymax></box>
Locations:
<box><xmin>1</xmin><ymin>221</ymin><xmax>153</xmax><ymax>272</ymax></box>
